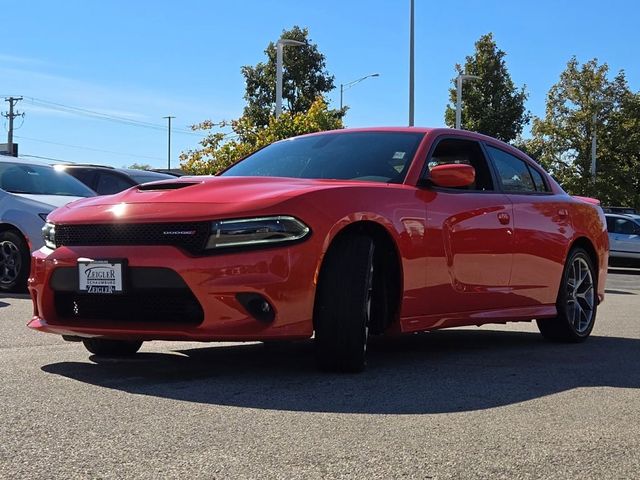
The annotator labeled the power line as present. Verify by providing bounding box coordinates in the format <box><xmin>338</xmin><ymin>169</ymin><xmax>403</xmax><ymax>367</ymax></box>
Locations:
<box><xmin>14</xmin><ymin>135</ymin><xmax>165</xmax><ymax>162</ymax></box>
<box><xmin>22</xmin><ymin>96</ymin><xmax>229</xmax><ymax>136</ymax></box>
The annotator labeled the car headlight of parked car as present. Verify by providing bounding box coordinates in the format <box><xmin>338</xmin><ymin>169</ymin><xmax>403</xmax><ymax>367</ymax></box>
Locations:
<box><xmin>205</xmin><ymin>216</ymin><xmax>310</xmax><ymax>249</ymax></box>
<box><xmin>42</xmin><ymin>222</ymin><xmax>56</xmax><ymax>249</ymax></box>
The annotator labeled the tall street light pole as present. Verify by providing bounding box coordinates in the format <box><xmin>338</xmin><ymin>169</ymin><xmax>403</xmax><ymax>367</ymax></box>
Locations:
<box><xmin>340</xmin><ymin>73</ymin><xmax>380</xmax><ymax>110</ymax></box>
<box><xmin>455</xmin><ymin>74</ymin><xmax>481</xmax><ymax>129</ymax></box>
<box><xmin>409</xmin><ymin>0</ymin><xmax>415</xmax><ymax>126</ymax></box>
<box><xmin>275</xmin><ymin>38</ymin><xmax>305</xmax><ymax>119</ymax></box>
<box><xmin>163</xmin><ymin>116</ymin><xmax>175</xmax><ymax>169</ymax></box>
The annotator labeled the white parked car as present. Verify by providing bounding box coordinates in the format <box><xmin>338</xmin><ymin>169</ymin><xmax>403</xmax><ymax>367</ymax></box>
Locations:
<box><xmin>0</xmin><ymin>159</ymin><xmax>95</xmax><ymax>292</ymax></box>
<box><xmin>605</xmin><ymin>213</ymin><xmax>640</xmax><ymax>264</ymax></box>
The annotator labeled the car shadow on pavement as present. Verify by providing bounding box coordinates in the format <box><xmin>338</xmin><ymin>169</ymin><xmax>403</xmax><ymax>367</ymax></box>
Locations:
<box><xmin>41</xmin><ymin>329</ymin><xmax>640</xmax><ymax>414</ymax></box>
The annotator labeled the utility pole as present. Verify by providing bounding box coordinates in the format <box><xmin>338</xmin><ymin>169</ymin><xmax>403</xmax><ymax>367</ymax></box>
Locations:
<box><xmin>163</xmin><ymin>116</ymin><xmax>175</xmax><ymax>169</ymax></box>
<box><xmin>2</xmin><ymin>97</ymin><xmax>24</xmax><ymax>156</ymax></box>
<box><xmin>408</xmin><ymin>0</ymin><xmax>415</xmax><ymax>126</ymax></box>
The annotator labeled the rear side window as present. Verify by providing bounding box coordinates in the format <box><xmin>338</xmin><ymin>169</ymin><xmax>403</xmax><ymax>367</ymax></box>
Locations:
<box><xmin>611</xmin><ymin>218</ymin><xmax>640</xmax><ymax>235</ymax></box>
<box><xmin>96</xmin><ymin>172</ymin><xmax>134</xmax><ymax>195</ymax></box>
<box><xmin>487</xmin><ymin>145</ymin><xmax>548</xmax><ymax>193</ymax></box>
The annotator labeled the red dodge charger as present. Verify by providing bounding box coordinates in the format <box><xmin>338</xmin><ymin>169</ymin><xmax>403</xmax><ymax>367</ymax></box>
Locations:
<box><xmin>28</xmin><ymin>128</ymin><xmax>608</xmax><ymax>371</ymax></box>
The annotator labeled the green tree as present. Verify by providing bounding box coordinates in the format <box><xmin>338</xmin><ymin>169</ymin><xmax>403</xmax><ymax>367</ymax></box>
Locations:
<box><xmin>180</xmin><ymin>98</ymin><xmax>343</xmax><ymax>175</ymax></box>
<box><xmin>241</xmin><ymin>26</ymin><xmax>337</xmax><ymax>128</ymax></box>
<box><xmin>445</xmin><ymin>33</ymin><xmax>529</xmax><ymax>142</ymax></box>
<box><xmin>530</xmin><ymin>57</ymin><xmax>640</xmax><ymax>207</ymax></box>
<box><xmin>126</xmin><ymin>163</ymin><xmax>152</xmax><ymax>170</ymax></box>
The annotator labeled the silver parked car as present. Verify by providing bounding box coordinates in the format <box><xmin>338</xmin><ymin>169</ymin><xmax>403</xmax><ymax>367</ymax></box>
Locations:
<box><xmin>605</xmin><ymin>213</ymin><xmax>640</xmax><ymax>264</ymax></box>
<box><xmin>0</xmin><ymin>159</ymin><xmax>95</xmax><ymax>292</ymax></box>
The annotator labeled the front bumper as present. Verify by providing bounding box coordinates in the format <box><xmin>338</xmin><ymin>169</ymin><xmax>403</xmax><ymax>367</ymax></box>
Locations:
<box><xmin>28</xmin><ymin>243</ymin><xmax>318</xmax><ymax>341</ymax></box>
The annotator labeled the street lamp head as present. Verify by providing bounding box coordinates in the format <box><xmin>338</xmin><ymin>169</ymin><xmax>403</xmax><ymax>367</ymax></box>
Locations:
<box><xmin>277</xmin><ymin>39</ymin><xmax>305</xmax><ymax>47</ymax></box>
<box><xmin>458</xmin><ymin>74</ymin><xmax>481</xmax><ymax>81</ymax></box>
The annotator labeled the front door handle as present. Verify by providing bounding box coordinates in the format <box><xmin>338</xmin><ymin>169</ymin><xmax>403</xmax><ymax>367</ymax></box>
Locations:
<box><xmin>498</xmin><ymin>212</ymin><xmax>511</xmax><ymax>225</ymax></box>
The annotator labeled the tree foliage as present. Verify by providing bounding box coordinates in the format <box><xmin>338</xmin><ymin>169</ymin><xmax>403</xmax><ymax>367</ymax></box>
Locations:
<box><xmin>530</xmin><ymin>57</ymin><xmax>640</xmax><ymax>207</ymax></box>
<box><xmin>126</xmin><ymin>163</ymin><xmax>152</xmax><ymax>170</ymax></box>
<box><xmin>445</xmin><ymin>33</ymin><xmax>529</xmax><ymax>142</ymax></box>
<box><xmin>180</xmin><ymin>26</ymin><xmax>343</xmax><ymax>175</ymax></box>
<box><xmin>180</xmin><ymin>98</ymin><xmax>343</xmax><ymax>175</ymax></box>
<box><xmin>241</xmin><ymin>26</ymin><xmax>337</xmax><ymax>128</ymax></box>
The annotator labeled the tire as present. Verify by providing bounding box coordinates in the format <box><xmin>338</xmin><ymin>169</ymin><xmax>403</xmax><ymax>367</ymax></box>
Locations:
<box><xmin>0</xmin><ymin>230</ymin><xmax>30</xmax><ymax>293</ymax></box>
<box><xmin>82</xmin><ymin>338</ymin><xmax>143</xmax><ymax>356</ymax></box>
<box><xmin>314</xmin><ymin>234</ymin><xmax>375</xmax><ymax>372</ymax></box>
<box><xmin>537</xmin><ymin>247</ymin><xmax>597</xmax><ymax>342</ymax></box>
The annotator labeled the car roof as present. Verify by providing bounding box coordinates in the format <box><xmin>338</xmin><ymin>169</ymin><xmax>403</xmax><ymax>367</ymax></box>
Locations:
<box><xmin>605</xmin><ymin>213</ymin><xmax>640</xmax><ymax>222</ymax></box>
<box><xmin>1</xmin><ymin>157</ymin><xmax>55</xmax><ymax>168</ymax></box>
<box><xmin>295</xmin><ymin>127</ymin><xmax>535</xmax><ymax>162</ymax></box>
<box><xmin>55</xmin><ymin>164</ymin><xmax>174</xmax><ymax>178</ymax></box>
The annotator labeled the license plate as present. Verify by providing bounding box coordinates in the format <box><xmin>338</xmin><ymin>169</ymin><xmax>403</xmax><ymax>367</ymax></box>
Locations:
<box><xmin>78</xmin><ymin>259</ymin><xmax>125</xmax><ymax>294</ymax></box>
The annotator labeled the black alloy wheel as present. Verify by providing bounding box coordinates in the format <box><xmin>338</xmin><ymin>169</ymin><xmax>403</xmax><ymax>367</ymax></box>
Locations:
<box><xmin>0</xmin><ymin>230</ymin><xmax>30</xmax><ymax>293</ymax></box>
<box><xmin>537</xmin><ymin>247</ymin><xmax>597</xmax><ymax>342</ymax></box>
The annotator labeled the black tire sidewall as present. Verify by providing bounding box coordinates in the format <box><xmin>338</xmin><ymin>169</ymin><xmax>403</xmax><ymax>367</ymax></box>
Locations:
<box><xmin>314</xmin><ymin>234</ymin><xmax>374</xmax><ymax>372</ymax></box>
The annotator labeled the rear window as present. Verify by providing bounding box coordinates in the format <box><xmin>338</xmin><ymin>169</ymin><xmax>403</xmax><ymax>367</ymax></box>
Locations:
<box><xmin>0</xmin><ymin>163</ymin><xmax>95</xmax><ymax>197</ymax></box>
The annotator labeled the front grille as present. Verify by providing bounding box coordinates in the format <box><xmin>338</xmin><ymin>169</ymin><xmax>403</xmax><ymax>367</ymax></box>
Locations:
<box><xmin>55</xmin><ymin>222</ymin><xmax>210</xmax><ymax>254</ymax></box>
<box><xmin>54</xmin><ymin>290</ymin><xmax>204</xmax><ymax>325</ymax></box>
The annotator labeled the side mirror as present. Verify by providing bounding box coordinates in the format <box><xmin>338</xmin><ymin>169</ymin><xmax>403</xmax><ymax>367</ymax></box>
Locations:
<box><xmin>428</xmin><ymin>164</ymin><xmax>476</xmax><ymax>188</ymax></box>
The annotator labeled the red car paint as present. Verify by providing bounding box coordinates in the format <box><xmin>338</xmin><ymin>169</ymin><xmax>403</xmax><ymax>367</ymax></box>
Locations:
<box><xmin>28</xmin><ymin>128</ymin><xmax>608</xmax><ymax>342</ymax></box>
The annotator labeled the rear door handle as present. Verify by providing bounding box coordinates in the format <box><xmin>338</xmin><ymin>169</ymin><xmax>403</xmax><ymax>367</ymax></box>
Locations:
<box><xmin>498</xmin><ymin>212</ymin><xmax>511</xmax><ymax>225</ymax></box>
<box><xmin>558</xmin><ymin>209</ymin><xmax>568</xmax><ymax>218</ymax></box>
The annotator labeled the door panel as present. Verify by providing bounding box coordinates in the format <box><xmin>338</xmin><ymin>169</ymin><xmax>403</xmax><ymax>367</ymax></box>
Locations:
<box><xmin>420</xmin><ymin>190</ymin><xmax>514</xmax><ymax>316</ymax></box>
<box><xmin>507</xmin><ymin>195</ymin><xmax>572</xmax><ymax>306</ymax></box>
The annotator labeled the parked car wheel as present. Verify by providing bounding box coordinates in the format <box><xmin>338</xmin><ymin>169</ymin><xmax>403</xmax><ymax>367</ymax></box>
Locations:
<box><xmin>314</xmin><ymin>234</ymin><xmax>375</xmax><ymax>372</ymax></box>
<box><xmin>537</xmin><ymin>248</ymin><xmax>597</xmax><ymax>342</ymax></box>
<box><xmin>0</xmin><ymin>230</ymin><xmax>30</xmax><ymax>293</ymax></box>
<box><xmin>82</xmin><ymin>339</ymin><xmax>143</xmax><ymax>356</ymax></box>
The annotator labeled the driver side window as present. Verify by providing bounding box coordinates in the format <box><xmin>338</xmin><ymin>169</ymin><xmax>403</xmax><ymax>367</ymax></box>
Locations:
<box><xmin>427</xmin><ymin>138</ymin><xmax>494</xmax><ymax>191</ymax></box>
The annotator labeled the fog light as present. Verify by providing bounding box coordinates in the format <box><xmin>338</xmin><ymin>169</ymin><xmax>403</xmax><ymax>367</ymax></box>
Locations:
<box><xmin>236</xmin><ymin>293</ymin><xmax>275</xmax><ymax>323</ymax></box>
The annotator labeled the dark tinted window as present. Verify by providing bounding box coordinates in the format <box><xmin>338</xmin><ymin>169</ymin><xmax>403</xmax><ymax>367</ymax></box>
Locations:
<box><xmin>612</xmin><ymin>218</ymin><xmax>639</xmax><ymax>235</ymax></box>
<box><xmin>606</xmin><ymin>216</ymin><xmax>617</xmax><ymax>232</ymax></box>
<box><xmin>95</xmin><ymin>172</ymin><xmax>134</xmax><ymax>195</ymax></box>
<box><xmin>427</xmin><ymin>138</ymin><xmax>494</xmax><ymax>191</ymax></box>
<box><xmin>487</xmin><ymin>146</ymin><xmax>536</xmax><ymax>192</ymax></box>
<box><xmin>127</xmin><ymin>171</ymin><xmax>173</xmax><ymax>184</ymax></box>
<box><xmin>222</xmin><ymin>132</ymin><xmax>425</xmax><ymax>183</ymax></box>
<box><xmin>528</xmin><ymin>166</ymin><xmax>549</xmax><ymax>192</ymax></box>
<box><xmin>65</xmin><ymin>168</ymin><xmax>97</xmax><ymax>188</ymax></box>
<box><xmin>0</xmin><ymin>162</ymin><xmax>95</xmax><ymax>197</ymax></box>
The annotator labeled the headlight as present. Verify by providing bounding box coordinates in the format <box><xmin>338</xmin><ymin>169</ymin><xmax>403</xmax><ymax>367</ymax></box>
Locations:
<box><xmin>42</xmin><ymin>222</ymin><xmax>56</xmax><ymax>249</ymax></box>
<box><xmin>205</xmin><ymin>216</ymin><xmax>310</xmax><ymax>249</ymax></box>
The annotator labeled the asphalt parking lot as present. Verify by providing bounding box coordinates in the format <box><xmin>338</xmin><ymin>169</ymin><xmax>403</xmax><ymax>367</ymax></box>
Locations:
<box><xmin>1</xmin><ymin>267</ymin><xmax>638</xmax><ymax>479</ymax></box>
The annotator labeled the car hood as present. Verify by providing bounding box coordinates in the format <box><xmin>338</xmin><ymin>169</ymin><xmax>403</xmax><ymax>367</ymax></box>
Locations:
<box><xmin>13</xmin><ymin>193</ymin><xmax>87</xmax><ymax>210</ymax></box>
<box><xmin>48</xmin><ymin>176</ymin><xmax>389</xmax><ymax>224</ymax></box>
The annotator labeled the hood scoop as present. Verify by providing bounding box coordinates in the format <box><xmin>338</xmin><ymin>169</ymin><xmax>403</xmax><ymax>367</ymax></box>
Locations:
<box><xmin>137</xmin><ymin>181</ymin><xmax>199</xmax><ymax>191</ymax></box>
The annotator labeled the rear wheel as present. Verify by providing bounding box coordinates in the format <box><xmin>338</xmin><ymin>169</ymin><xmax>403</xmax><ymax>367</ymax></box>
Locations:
<box><xmin>0</xmin><ymin>230</ymin><xmax>30</xmax><ymax>293</ymax></box>
<box><xmin>82</xmin><ymin>338</ymin><xmax>143</xmax><ymax>356</ymax></box>
<box><xmin>537</xmin><ymin>247</ymin><xmax>597</xmax><ymax>342</ymax></box>
<box><xmin>314</xmin><ymin>234</ymin><xmax>375</xmax><ymax>372</ymax></box>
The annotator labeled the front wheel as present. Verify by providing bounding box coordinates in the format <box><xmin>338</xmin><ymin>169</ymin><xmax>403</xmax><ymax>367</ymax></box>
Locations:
<box><xmin>537</xmin><ymin>247</ymin><xmax>597</xmax><ymax>342</ymax></box>
<box><xmin>0</xmin><ymin>230</ymin><xmax>30</xmax><ymax>293</ymax></box>
<box><xmin>82</xmin><ymin>338</ymin><xmax>143</xmax><ymax>356</ymax></box>
<box><xmin>314</xmin><ymin>234</ymin><xmax>375</xmax><ymax>372</ymax></box>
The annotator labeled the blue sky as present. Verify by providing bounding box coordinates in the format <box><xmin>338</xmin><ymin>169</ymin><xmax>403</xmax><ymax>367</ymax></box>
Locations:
<box><xmin>2</xmin><ymin>0</ymin><xmax>639</xmax><ymax>169</ymax></box>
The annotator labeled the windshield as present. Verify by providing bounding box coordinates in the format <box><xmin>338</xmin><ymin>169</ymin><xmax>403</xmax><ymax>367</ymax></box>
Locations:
<box><xmin>0</xmin><ymin>162</ymin><xmax>96</xmax><ymax>197</ymax></box>
<box><xmin>221</xmin><ymin>131</ymin><xmax>425</xmax><ymax>183</ymax></box>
